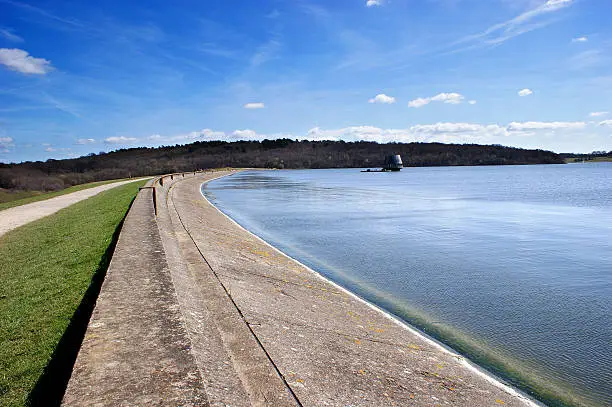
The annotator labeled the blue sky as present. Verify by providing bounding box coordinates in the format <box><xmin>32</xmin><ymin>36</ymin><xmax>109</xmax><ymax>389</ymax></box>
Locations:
<box><xmin>0</xmin><ymin>0</ymin><xmax>611</xmax><ymax>162</ymax></box>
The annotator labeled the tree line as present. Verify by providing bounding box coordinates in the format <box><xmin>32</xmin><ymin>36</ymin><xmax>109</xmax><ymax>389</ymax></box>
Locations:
<box><xmin>559</xmin><ymin>150</ymin><xmax>612</xmax><ymax>162</ymax></box>
<box><xmin>0</xmin><ymin>139</ymin><xmax>564</xmax><ymax>192</ymax></box>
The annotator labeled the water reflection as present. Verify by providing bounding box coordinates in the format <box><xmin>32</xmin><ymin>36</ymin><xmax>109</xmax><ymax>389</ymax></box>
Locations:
<box><xmin>204</xmin><ymin>164</ymin><xmax>612</xmax><ymax>407</ymax></box>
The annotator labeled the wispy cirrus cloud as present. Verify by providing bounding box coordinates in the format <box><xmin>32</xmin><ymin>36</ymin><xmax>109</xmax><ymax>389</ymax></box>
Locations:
<box><xmin>0</xmin><ymin>28</ymin><xmax>23</xmax><ymax>42</ymax></box>
<box><xmin>518</xmin><ymin>88</ymin><xmax>533</xmax><ymax>96</ymax></box>
<box><xmin>451</xmin><ymin>0</ymin><xmax>575</xmax><ymax>50</ymax></box>
<box><xmin>250</xmin><ymin>38</ymin><xmax>281</xmax><ymax>67</ymax></box>
<box><xmin>0</xmin><ymin>0</ymin><xmax>84</xmax><ymax>30</ymax></box>
<box><xmin>568</xmin><ymin>49</ymin><xmax>605</xmax><ymax>70</ymax></box>
<box><xmin>0</xmin><ymin>48</ymin><xmax>52</xmax><ymax>74</ymax></box>
<box><xmin>198</xmin><ymin>43</ymin><xmax>239</xmax><ymax>59</ymax></box>
<box><xmin>589</xmin><ymin>111</ymin><xmax>608</xmax><ymax>117</ymax></box>
<box><xmin>41</xmin><ymin>92</ymin><xmax>83</xmax><ymax>118</ymax></box>
<box><xmin>335</xmin><ymin>0</ymin><xmax>576</xmax><ymax>72</ymax></box>
<box><xmin>76</xmin><ymin>138</ymin><xmax>96</xmax><ymax>145</ymax></box>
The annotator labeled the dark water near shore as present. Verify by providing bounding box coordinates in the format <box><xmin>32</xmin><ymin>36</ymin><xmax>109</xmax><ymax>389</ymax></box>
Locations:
<box><xmin>204</xmin><ymin>164</ymin><xmax>612</xmax><ymax>407</ymax></box>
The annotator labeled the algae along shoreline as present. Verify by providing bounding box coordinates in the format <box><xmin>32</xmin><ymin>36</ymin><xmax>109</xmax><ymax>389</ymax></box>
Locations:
<box><xmin>203</xmin><ymin>167</ymin><xmax>612</xmax><ymax>407</ymax></box>
<box><xmin>344</xmin><ymin>283</ymin><xmax>593</xmax><ymax>407</ymax></box>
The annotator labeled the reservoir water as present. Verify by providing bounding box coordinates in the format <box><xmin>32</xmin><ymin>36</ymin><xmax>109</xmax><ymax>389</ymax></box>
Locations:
<box><xmin>203</xmin><ymin>163</ymin><xmax>612</xmax><ymax>407</ymax></box>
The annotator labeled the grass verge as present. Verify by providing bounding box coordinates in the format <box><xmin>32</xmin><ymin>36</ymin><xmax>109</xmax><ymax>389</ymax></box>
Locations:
<box><xmin>0</xmin><ymin>178</ymin><xmax>136</xmax><ymax>211</ymax></box>
<box><xmin>0</xmin><ymin>180</ymin><xmax>147</xmax><ymax>407</ymax></box>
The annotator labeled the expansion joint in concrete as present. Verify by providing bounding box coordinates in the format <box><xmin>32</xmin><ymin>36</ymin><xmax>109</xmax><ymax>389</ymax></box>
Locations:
<box><xmin>166</xmin><ymin>180</ymin><xmax>304</xmax><ymax>407</ymax></box>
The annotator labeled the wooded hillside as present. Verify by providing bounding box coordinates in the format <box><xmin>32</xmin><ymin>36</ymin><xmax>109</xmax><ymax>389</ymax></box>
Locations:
<box><xmin>0</xmin><ymin>139</ymin><xmax>563</xmax><ymax>192</ymax></box>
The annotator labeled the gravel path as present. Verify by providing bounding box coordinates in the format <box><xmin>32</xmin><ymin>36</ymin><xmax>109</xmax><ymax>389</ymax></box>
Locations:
<box><xmin>0</xmin><ymin>179</ymin><xmax>148</xmax><ymax>237</ymax></box>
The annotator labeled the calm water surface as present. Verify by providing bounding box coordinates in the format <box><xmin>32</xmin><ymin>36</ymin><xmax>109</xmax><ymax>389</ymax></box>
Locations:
<box><xmin>204</xmin><ymin>163</ymin><xmax>612</xmax><ymax>407</ymax></box>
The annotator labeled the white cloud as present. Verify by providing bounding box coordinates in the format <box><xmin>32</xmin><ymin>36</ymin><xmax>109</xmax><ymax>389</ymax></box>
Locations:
<box><xmin>231</xmin><ymin>129</ymin><xmax>260</xmax><ymax>140</ymax></box>
<box><xmin>76</xmin><ymin>138</ymin><xmax>96</xmax><ymax>145</ymax></box>
<box><xmin>468</xmin><ymin>100</ymin><xmax>477</xmax><ymax>105</ymax></box>
<box><xmin>507</xmin><ymin>121</ymin><xmax>586</xmax><ymax>131</ymax></box>
<box><xmin>408</xmin><ymin>92</ymin><xmax>465</xmax><ymax>108</ymax></box>
<box><xmin>146</xmin><ymin>129</ymin><xmax>227</xmax><ymax>144</ymax></box>
<box><xmin>407</xmin><ymin>98</ymin><xmax>430</xmax><ymax>108</ymax></box>
<box><xmin>44</xmin><ymin>147</ymin><xmax>55</xmax><ymax>152</ymax></box>
<box><xmin>0</xmin><ymin>48</ymin><xmax>52</xmax><ymax>74</ymax></box>
<box><xmin>572</xmin><ymin>36</ymin><xmax>588</xmax><ymax>43</ymax></box>
<box><xmin>100</xmin><ymin>129</ymin><xmax>230</xmax><ymax>149</ymax></box>
<box><xmin>304</xmin><ymin>121</ymin><xmax>596</xmax><ymax>145</ymax></box>
<box><xmin>368</xmin><ymin>94</ymin><xmax>396</xmax><ymax>104</ymax></box>
<box><xmin>589</xmin><ymin>112</ymin><xmax>608</xmax><ymax>117</ymax></box>
<box><xmin>0</xmin><ymin>29</ymin><xmax>23</xmax><ymax>43</ymax></box>
<box><xmin>244</xmin><ymin>102</ymin><xmax>265</xmax><ymax>109</ymax></box>
<box><xmin>195</xmin><ymin>129</ymin><xmax>226</xmax><ymax>139</ymax></box>
<box><xmin>55</xmin><ymin>120</ymin><xmax>607</xmax><ymax>155</ymax></box>
<box><xmin>104</xmin><ymin>136</ymin><xmax>138</xmax><ymax>144</ymax></box>
<box><xmin>431</xmin><ymin>93</ymin><xmax>464</xmax><ymax>104</ymax></box>
<box><xmin>304</xmin><ymin>123</ymin><xmax>509</xmax><ymax>144</ymax></box>
<box><xmin>412</xmin><ymin>123</ymin><xmax>499</xmax><ymax>134</ymax></box>
<box><xmin>518</xmin><ymin>88</ymin><xmax>533</xmax><ymax>97</ymax></box>
<box><xmin>366</xmin><ymin>0</ymin><xmax>382</xmax><ymax>7</ymax></box>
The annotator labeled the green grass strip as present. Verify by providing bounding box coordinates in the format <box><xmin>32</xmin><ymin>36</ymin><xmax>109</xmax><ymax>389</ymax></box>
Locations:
<box><xmin>0</xmin><ymin>178</ymin><xmax>139</xmax><ymax>211</ymax></box>
<box><xmin>0</xmin><ymin>180</ymin><xmax>147</xmax><ymax>407</ymax></box>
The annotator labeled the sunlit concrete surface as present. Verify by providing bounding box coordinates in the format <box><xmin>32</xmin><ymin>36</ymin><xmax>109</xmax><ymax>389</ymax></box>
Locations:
<box><xmin>64</xmin><ymin>171</ymin><xmax>542</xmax><ymax>406</ymax></box>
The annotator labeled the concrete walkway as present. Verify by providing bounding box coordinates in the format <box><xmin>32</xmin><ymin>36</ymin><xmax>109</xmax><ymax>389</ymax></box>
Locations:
<box><xmin>0</xmin><ymin>178</ymin><xmax>148</xmax><ymax>237</ymax></box>
<box><xmin>63</xmin><ymin>181</ymin><xmax>207</xmax><ymax>406</ymax></box>
<box><xmin>64</xmin><ymin>172</ymin><xmax>541</xmax><ymax>407</ymax></box>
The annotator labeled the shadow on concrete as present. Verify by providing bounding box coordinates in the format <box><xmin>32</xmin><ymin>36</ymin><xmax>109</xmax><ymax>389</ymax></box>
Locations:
<box><xmin>27</xmin><ymin>198</ymin><xmax>136</xmax><ymax>407</ymax></box>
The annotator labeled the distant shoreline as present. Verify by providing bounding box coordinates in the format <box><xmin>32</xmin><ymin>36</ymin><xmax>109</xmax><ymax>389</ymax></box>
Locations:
<box><xmin>2</xmin><ymin>140</ymin><xmax>563</xmax><ymax>194</ymax></box>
